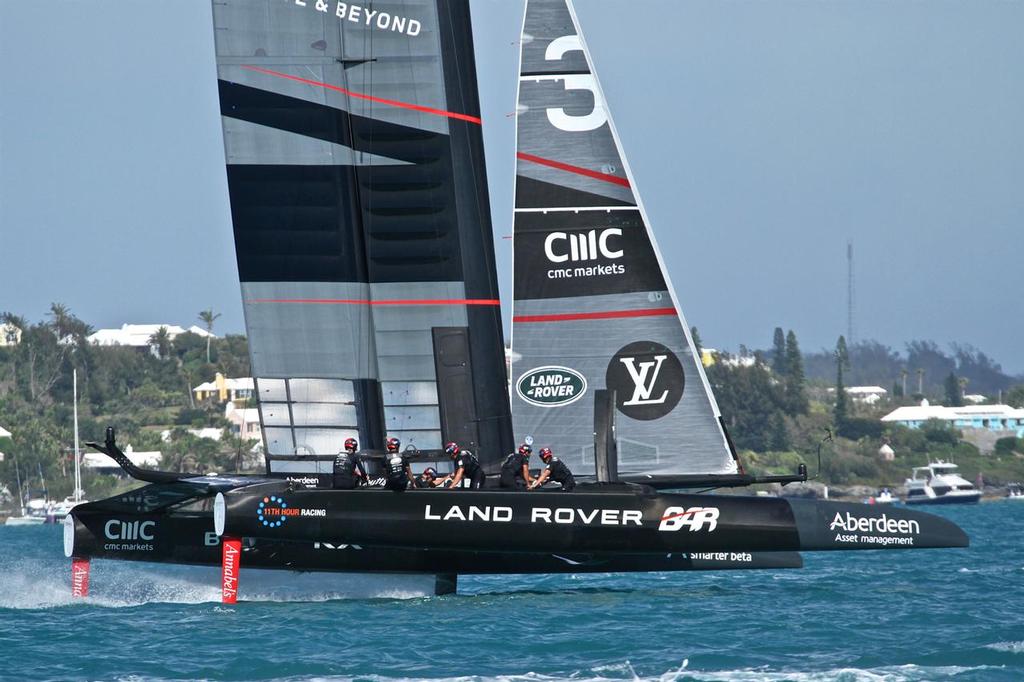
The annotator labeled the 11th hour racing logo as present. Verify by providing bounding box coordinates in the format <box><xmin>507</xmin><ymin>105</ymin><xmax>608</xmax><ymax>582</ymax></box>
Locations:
<box><xmin>257</xmin><ymin>495</ymin><xmax>327</xmax><ymax>528</ymax></box>
<box><xmin>286</xmin><ymin>1</ymin><xmax>423</xmax><ymax>37</ymax></box>
<box><xmin>545</xmin><ymin>229</ymin><xmax>625</xmax><ymax>280</ymax></box>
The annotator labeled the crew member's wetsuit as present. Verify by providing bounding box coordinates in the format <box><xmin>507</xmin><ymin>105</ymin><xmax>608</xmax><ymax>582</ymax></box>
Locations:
<box><xmin>500</xmin><ymin>451</ymin><xmax>529</xmax><ymax>489</ymax></box>
<box><xmin>454</xmin><ymin>450</ymin><xmax>485</xmax><ymax>489</ymax></box>
<box><xmin>541</xmin><ymin>455</ymin><xmax>575</xmax><ymax>492</ymax></box>
<box><xmin>332</xmin><ymin>451</ymin><xmax>364</xmax><ymax>490</ymax></box>
<box><xmin>385</xmin><ymin>452</ymin><xmax>411</xmax><ymax>492</ymax></box>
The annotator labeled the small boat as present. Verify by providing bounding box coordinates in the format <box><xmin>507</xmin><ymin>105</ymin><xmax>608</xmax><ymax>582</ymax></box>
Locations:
<box><xmin>1006</xmin><ymin>484</ymin><xmax>1024</xmax><ymax>500</ymax></box>
<box><xmin>46</xmin><ymin>496</ymin><xmax>89</xmax><ymax>523</ymax></box>
<box><xmin>904</xmin><ymin>462</ymin><xmax>981</xmax><ymax>505</ymax></box>
<box><xmin>866</xmin><ymin>489</ymin><xmax>895</xmax><ymax>505</ymax></box>
<box><xmin>5</xmin><ymin>498</ymin><xmax>49</xmax><ymax>526</ymax></box>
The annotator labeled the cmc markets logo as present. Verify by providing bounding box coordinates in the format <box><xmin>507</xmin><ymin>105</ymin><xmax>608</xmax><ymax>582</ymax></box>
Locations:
<box><xmin>516</xmin><ymin>366</ymin><xmax>588</xmax><ymax>407</ymax></box>
<box><xmin>544</xmin><ymin>229</ymin><xmax>623</xmax><ymax>263</ymax></box>
<box><xmin>104</xmin><ymin>519</ymin><xmax>155</xmax><ymax>541</ymax></box>
<box><xmin>658</xmin><ymin>506</ymin><xmax>720</xmax><ymax>532</ymax></box>
<box><xmin>605</xmin><ymin>341</ymin><xmax>684</xmax><ymax>420</ymax></box>
<box><xmin>544</xmin><ymin>229</ymin><xmax>626</xmax><ymax>280</ymax></box>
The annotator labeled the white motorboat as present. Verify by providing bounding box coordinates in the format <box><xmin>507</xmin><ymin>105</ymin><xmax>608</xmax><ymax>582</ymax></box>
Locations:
<box><xmin>904</xmin><ymin>461</ymin><xmax>981</xmax><ymax>505</ymax></box>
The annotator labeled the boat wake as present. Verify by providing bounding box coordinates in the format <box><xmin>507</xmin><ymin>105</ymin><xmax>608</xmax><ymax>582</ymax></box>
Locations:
<box><xmin>0</xmin><ymin>556</ymin><xmax>435</xmax><ymax>608</ymax></box>
<box><xmin>985</xmin><ymin>641</ymin><xmax>1024</xmax><ymax>654</ymax></box>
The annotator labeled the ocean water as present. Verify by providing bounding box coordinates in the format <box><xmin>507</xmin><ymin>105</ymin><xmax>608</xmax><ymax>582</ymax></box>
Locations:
<box><xmin>1</xmin><ymin>502</ymin><xmax>1022</xmax><ymax>682</ymax></box>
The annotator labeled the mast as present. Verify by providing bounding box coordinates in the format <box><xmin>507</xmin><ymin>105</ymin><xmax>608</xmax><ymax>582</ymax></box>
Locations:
<box><xmin>510</xmin><ymin>0</ymin><xmax>737</xmax><ymax>477</ymax></box>
<box><xmin>73</xmin><ymin>368</ymin><xmax>81</xmax><ymax>502</ymax></box>
<box><xmin>14</xmin><ymin>454</ymin><xmax>24</xmax><ymax>515</ymax></box>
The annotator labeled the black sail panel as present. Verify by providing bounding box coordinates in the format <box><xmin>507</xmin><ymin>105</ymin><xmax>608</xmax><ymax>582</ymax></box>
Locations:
<box><xmin>212</xmin><ymin>0</ymin><xmax>511</xmax><ymax>479</ymax></box>
<box><xmin>511</xmin><ymin>0</ymin><xmax>736</xmax><ymax>477</ymax></box>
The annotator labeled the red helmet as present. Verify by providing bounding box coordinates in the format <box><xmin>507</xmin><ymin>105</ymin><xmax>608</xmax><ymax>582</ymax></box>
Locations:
<box><xmin>444</xmin><ymin>442</ymin><xmax>460</xmax><ymax>458</ymax></box>
<box><xmin>386</xmin><ymin>437</ymin><xmax>401</xmax><ymax>453</ymax></box>
<box><xmin>518</xmin><ymin>443</ymin><xmax>532</xmax><ymax>457</ymax></box>
<box><xmin>539</xmin><ymin>447</ymin><xmax>553</xmax><ymax>461</ymax></box>
<box><xmin>344</xmin><ymin>437</ymin><xmax>358</xmax><ymax>453</ymax></box>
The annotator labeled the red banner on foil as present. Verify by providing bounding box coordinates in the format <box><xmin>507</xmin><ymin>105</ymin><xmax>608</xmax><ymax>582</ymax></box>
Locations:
<box><xmin>71</xmin><ymin>558</ymin><xmax>90</xmax><ymax>598</ymax></box>
<box><xmin>221</xmin><ymin>537</ymin><xmax>241</xmax><ymax>604</ymax></box>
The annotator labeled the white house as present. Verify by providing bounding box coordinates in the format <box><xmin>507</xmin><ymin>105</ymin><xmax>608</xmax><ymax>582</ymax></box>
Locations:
<box><xmin>0</xmin><ymin>425</ymin><xmax>11</xmax><ymax>439</ymax></box>
<box><xmin>82</xmin><ymin>445</ymin><xmax>163</xmax><ymax>475</ymax></box>
<box><xmin>160</xmin><ymin>427</ymin><xmax>225</xmax><ymax>442</ymax></box>
<box><xmin>881</xmin><ymin>401</ymin><xmax>1024</xmax><ymax>438</ymax></box>
<box><xmin>88</xmin><ymin>323</ymin><xmax>215</xmax><ymax>356</ymax></box>
<box><xmin>826</xmin><ymin>386</ymin><xmax>888</xmax><ymax>405</ymax></box>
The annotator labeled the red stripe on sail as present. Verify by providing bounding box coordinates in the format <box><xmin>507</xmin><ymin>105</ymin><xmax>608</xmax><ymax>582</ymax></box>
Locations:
<box><xmin>247</xmin><ymin>298</ymin><xmax>500</xmax><ymax>307</ymax></box>
<box><xmin>516</xmin><ymin>152</ymin><xmax>631</xmax><ymax>188</ymax></box>
<box><xmin>241</xmin><ymin>65</ymin><xmax>483</xmax><ymax>124</ymax></box>
<box><xmin>513</xmin><ymin>308</ymin><xmax>675</xmax><ymax>323</ymax></box>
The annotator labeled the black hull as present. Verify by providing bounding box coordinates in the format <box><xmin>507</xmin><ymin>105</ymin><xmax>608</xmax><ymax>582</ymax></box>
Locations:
<box><xmin>66</xmin><ymin>506</ymin><xmax>802</xmax><ymax>574</ymax></box>
<box><xmin>66</xmin><ymin>478</ymin><xmax>966</xmax><ymax>581</ymax></box>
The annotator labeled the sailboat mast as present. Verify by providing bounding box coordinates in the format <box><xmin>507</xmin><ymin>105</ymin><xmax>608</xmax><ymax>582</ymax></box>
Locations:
<box><xmin>14</xmin><ymin>454</ymin><xmax>23</xmax><ymax>514</ymax></box>
<box><xmin>73</xmin><ymin>368</ymin><xmax>81</xmax><ymax>502</ymax></box>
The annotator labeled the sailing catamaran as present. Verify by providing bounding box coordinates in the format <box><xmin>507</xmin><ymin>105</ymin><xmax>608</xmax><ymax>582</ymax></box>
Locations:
<box><xmin>65</xmin><ymin>0</ymin><xmax>966</xmax><ymax>598</ymax></box>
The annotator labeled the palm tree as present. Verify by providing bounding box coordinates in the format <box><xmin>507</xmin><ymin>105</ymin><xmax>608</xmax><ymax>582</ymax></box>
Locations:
<box><xmin>198</xmin><ymin>309</ymin><xmax>221</xmax><ymax>363</ymax></box>
<box><xmin>149</xmin><ymin>326</ymin><xmax>171</xmax><ymax>359</ymax></box>
<box><xmin>916</xmin><ymin>368</ymin><xmax>925</xmax><ymax>395</ymax></box>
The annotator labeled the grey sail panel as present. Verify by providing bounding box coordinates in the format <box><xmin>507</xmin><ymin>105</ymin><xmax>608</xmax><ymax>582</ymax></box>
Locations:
<box><xmin>510</xmin><ymin>0</ymin><xmax>736</xmax><ymax>476</ymax></box>
<box><xmin>212</xmin><ymin>0</ymin><xmax>512</xmax><ymax>474</ymax></box>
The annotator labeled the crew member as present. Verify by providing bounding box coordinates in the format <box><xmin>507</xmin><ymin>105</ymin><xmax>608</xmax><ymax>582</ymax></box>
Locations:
<box><xmin>529</xmin><ymin>447</ymin><xmax>576</xmax><ymax>492</ymax></box>
<box><xmin>332</xmin><ymin>437</ymin><xmax>366</xmax><ymax>490</ymax></box>
<box><xmin>384</xmin><ymin>437</ymin><xmax>415</xmax><ymax>492</ymax></box>
<box><xmin>445</xmin><ymin>442</ymin><xmax>485</xmax><ymax>489</ymax></box>
<box><xmin>416</xmin><ymin>467</ymin><xmax>448</xmax><ymax>488</ymax></box>
<box><xmin>500</xmin><ymin>443</ymin><xmax>534</xmax><ymax>489</ymax></box>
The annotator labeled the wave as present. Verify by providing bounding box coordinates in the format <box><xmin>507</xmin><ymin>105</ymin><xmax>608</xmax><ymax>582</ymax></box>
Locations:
<box><xmin>106</xmin><ymin>662</ymin><xmax>1009</xmax><ymax>682</ymax></box>
<box><xmin>0</xmin><ymin>557</ymin><xmax>435</xmax><ymax>608</ymax></box>
<box><xmin>985</xmin><ymin>641</ymin><xmax>1024</xmax><ymax>654</ymax></box>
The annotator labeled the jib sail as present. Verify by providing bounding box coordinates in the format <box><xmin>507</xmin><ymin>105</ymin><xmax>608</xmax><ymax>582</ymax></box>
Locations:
<box><xmin>510</xmin><ymin>0</ymin><xmax>737</xmax><ymax>477</ymax></box>
<box><xmin>211</xmin><ymin>0</ymin><xmax>512</xmax><ymax>482</ymax></box>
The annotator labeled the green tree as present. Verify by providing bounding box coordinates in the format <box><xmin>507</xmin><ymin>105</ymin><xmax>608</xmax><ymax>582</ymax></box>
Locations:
<box><xmin>1006</xmin><ymin>385</ymin><xmax>1024</xmax><ymax>408</ymax></box>
<box><xmin>767</xmin><ymin>412</ymin><xmax>790</xmax><ymax>451</ymax></box>
<box><xmin>784</xmin><ymin>330</ymin><xmax>808</xmax><ymax>415</ymax></box>
<box><xmin>834</xmin><ymin>335</ymin><xmax>850</xmax><ymax>433</ymax></box>
<box><xmin>944</xmin><ymin>372</ymin><xmax>964</xmax><ymax>407</ymax></box>
<box><xmin>690</xmin><ymin>326</ymin><xmax>702</xmax><ymax>357</ymax></box>
<box><xmin>149</xmin><ymin>326</ymin><xmax>172</xmax><ymax>360</ymax></box>
<box><xmin>198</xmin><ymin>309</ymin><xmax>221</xmax><ymax>364</ymax></box>
<box><xmin>771</xmin><ymin>327</ymin><xmax>786</xmax><ymax>376</ymax></box>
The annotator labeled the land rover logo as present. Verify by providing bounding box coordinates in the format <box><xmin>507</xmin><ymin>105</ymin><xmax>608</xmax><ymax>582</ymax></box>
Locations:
<box><xmin>605</xmin><ymin>341</ymin><xmax>684</xmax><ymax>420</ymax></box>
<box><xmin>516</xmin><ymin>366</ymin><xmax>588</xmax><ymax>408</ymax></box>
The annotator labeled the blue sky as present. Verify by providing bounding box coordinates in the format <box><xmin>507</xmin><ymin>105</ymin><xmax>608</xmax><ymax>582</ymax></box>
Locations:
<box><xmin>1</xmin><ymin>1</ymin><xmax>1021</xmax><ymax>372</ymax></box>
